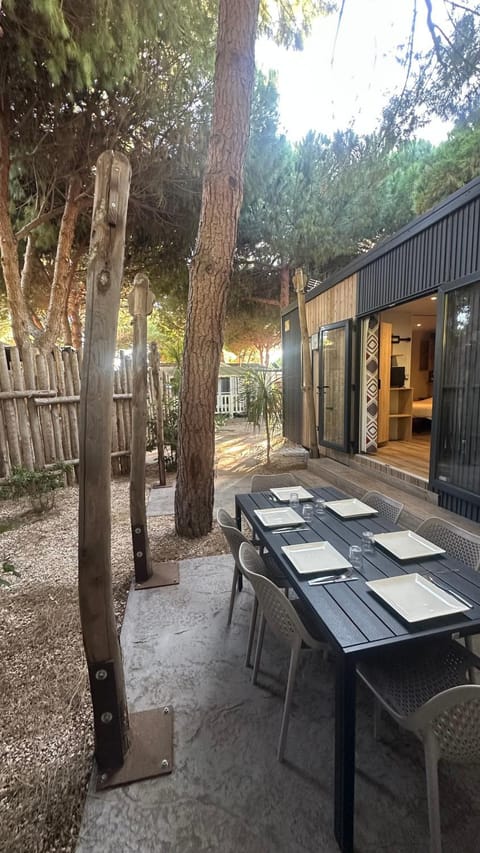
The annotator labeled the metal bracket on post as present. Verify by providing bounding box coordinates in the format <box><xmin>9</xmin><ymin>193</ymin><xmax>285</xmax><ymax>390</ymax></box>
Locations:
<box><xmin>88</xmin><ymin>660</ymin><xmax>129</xmax><ymax>773</ymax></box>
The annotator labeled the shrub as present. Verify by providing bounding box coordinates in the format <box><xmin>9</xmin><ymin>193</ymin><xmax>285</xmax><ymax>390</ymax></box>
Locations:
<box><xmin>0</xmin><ymin>464</ymin><xmax>70</xmax><ymax>513</ymax></box>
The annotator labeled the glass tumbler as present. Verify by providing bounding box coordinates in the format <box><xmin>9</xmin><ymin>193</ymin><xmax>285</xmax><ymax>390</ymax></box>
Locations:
<box><xmin>289</xmin><ymin>491</ymin><xmax>300</xmax><ymax>513</ymax></box>
<box><xmin>314</xmin><ymin>498</ymin><xmax>326</xmax><ymax>516</ymax></box>
<box><xmin>348</xmin><ymin>545</ymin><xmax>363</xmax><ymax>570</ymax></box>
<box><xmin>362</xmin><ymin>530</ymin><xmax>375</xmax><ymax>554</ymax></box>
<box><xmin>302</xmin><ymin>502</ymin><xmax>314</xmax><ymax>522</ymax></box>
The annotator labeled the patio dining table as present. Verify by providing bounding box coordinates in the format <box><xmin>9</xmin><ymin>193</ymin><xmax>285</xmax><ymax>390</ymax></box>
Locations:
<box><xmin>235</xmin><ymin>485</ymin><xmax>480</xmax><ymax>853</ymax></box>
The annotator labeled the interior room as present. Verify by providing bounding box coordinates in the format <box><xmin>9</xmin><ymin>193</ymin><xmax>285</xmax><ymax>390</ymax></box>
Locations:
<box><xmin>375</xmin><ymin>294</ymin><xmax>438</xmax><ymax>479</ymax></box>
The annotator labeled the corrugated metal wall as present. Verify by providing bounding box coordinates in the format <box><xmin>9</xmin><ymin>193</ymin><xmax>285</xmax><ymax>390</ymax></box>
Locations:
<box><xmin>282</xmin><ymin>311</ymin><xmax>303</xmax><ymax>444</ymax></box>
<box><xmin>358</xmin><ymin>196</ymin><xmax>480</xmax><ymax>314</ymax></box>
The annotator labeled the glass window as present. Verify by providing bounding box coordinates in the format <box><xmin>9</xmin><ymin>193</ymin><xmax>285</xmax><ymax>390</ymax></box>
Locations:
<box><xmin>435</xmin><ymin>282</ymin><xmax>480</xmax><ymax>493</ymax></box>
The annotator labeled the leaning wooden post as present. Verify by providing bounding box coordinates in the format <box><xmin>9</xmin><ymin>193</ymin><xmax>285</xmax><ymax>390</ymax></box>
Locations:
<box><xmin>293</xmin><ymin>268</ymin><xmax>319</xmax><ymax>459</ymax></box>
<box><xmin>78</xmin><ymin>151</ymin><xmax>173</xmax><ymax>788</ymax></box>
<box><xmin>128</xmin><ymin>273</ymin><xmax>154</xmax><ymax>584</ymax></box>
<box><xmin>150</xmin><ymin>341</ymin><xmax>166</xmax><ymax>487</ymax></box>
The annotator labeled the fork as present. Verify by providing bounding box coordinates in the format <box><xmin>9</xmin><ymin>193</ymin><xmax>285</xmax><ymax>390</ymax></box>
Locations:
<box><xmin>271</xmin><ymin>525</ymin><xmax>308</xmax><ymax>534</ymax></box>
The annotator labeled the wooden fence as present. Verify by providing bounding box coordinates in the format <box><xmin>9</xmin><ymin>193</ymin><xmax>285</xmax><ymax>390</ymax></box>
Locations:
<box><xmin>0</xmin><ymin>344</ymin><xmax>152</xmax><ymax>483</ymax></box>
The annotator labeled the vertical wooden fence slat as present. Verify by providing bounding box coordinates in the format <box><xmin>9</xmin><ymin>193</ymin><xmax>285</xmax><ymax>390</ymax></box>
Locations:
<box><xmin>47</xmin><ymin>351</ymin><xmax>65</xmax><ymax>464</ymax></box>
<box><xmin>114</xmin><ymin>368</ymin><xmax>126</xmax><ymax>473</ymax></box>
<box><xmin>0</xmin><ymin>344</ymin><xmax>21</xmax><ymax>469</ymax></box>
<box><xmin>22</xmin><ymin>344</ymin><xmax>45</xmax><ymax>469</ymax></box>
<box><xmin>59</xmin><ymin>350</ymin><xmax>76</xmax><ymax>484</ymax></box>
<box><xmin>36</xmin><ymin>353</ymin><xmax>56</xmax><ymax>464</ymax></box>
<box><xmin>62</xmin><ymin>350</ymin><xmax>80</xmax><ymax>476</ymax></box>
<box><xmin>9</xmin><ymin>347</ymin><xmax>34</xmax><ymax>470</ymax></box>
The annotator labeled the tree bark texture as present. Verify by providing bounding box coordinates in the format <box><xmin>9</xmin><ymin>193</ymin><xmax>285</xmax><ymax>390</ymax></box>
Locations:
<box><xmin>0</xmin><ymin>108</ymin><xmax>31</xmax><ymax>347</ymax></box>
<box><xmin>35</xmin><ymin>176</ymin><xmax>82</xmax><ymax>352</ymax></box>
<box><xmin>175</xmin><ymin>0</ymin><xmax>259</xmax><ymax>537</ymax></box>
<box><xmin>78</xmin><ymin>150</ymin><xmax>132</xmax><ymax>771</ymax></box>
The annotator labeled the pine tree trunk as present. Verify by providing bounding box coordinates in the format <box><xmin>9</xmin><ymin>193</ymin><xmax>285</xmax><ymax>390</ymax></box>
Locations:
<box><xmin>175</xmin><ymin>0</ymin><xmax>259</xmax><ymax>537</ymax></box>
<box><xmin>279</xmin><ymin>264</ymin><xmax>290</xmax><ymax>308</ymax></box>
<box><xmin>35</xmin><ymin>176</ymin><xmax>82</xmax><ymax>352</ymax></box>
<box><xmin>0</xmin><ymin>108</ymin><xmax>32</xmax><ymax>347</ymax></box>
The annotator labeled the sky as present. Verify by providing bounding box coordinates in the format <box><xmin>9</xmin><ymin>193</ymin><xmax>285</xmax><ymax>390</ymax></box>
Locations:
<box><xmin>255</xmin><ymin>0</ymin><xmax>452</xmax><ymax>144</ymax></box>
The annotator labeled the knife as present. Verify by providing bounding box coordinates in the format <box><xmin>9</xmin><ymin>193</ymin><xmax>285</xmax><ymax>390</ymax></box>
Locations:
<box><xmin>271</xmin><ymin>525</ymin><xmax>308</xmax><ymax>534</ymax></box>
<box><xmin>308</xmin><ymin>575</ymin><xmax>360</xmax><ymax>586</ymax></box>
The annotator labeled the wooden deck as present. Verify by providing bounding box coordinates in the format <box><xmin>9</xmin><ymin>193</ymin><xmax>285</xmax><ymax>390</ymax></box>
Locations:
<box><xmin>375</xmin><ymin>432</ymin><xmax>431</xmax><ymax>479</ymax></box>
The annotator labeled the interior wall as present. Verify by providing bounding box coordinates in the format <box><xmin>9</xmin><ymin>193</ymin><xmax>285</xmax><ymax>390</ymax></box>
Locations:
<box><xmin>411</xmin><ymin>331</ymin><xmax>433</xmax><ymax>399</ymax></box>
<box><xmin>380</xmin><ymin>310</ymin><xmax>412</xmax><ymax>384</ymax></box>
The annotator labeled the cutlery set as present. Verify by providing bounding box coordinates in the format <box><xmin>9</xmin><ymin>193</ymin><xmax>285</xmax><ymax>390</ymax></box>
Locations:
<box><xmin>308</xmin><ymin>574</ymin><xmax>360</xmax><ymax>586</ymax></box>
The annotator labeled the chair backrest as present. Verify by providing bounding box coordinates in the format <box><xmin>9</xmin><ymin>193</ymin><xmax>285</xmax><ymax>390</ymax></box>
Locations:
<box><xmin>238</xmin><ymin>541</ymin><xmax>314</xmax><ymax>649</ymax></box>
<box><xmin>217</xmin><ymin>507</ymin><xmax>248</xmax><ymax>567</ymax></box>
<box><xmin>415</xmin><ymin>516</ymin><xmax>480</xmax><ymax>570</ymax></box>
<box><xmin>413</xmin><ymin>685</ymin><xmax>480</xmax><ymax>763</ymax></box>
<box><xmin>362</xmin><ymin>490</ymin><xmax>404</xmax><ymax>524</ymax></box>
<box><xmin>250</xmin><ymin>473</ymin><xmax>298</xmax><ymax>493</ymax></box>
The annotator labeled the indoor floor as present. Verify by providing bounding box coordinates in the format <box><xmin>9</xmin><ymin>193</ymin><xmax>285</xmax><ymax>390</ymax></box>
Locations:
<box><xmin>375</xmin><ymin>431</ymin><xmax>431</xmax><ymax>479</ymax></box>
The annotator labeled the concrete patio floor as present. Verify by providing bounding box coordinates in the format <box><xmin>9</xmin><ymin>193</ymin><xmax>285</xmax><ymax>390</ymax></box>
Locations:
<box><xmin>77</xmin><ymin>422</ymin><xmax>480</xmax><ymax>852</ymax></box>
<box><xmin>77</xmin><ymin>553</ymin><xmax>480</xmax><ymax>853</ymax></box>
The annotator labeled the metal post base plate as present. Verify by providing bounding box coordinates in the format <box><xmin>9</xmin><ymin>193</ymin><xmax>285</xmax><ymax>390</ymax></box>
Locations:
<box><xmin>96</xmin><ymin>706</ymin><xmax>173</xmax><ymax>790</ymax></box>
<box><xmin>135</xmin><ymin>560</ymin><xmax>179</xmax><ymax>589</ymax></box>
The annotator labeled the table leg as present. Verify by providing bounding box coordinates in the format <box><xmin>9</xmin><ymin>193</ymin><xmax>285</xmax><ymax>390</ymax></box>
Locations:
<box><xmin>334</xmin><ymin>655</ymin><xmax>356</xmax><ymax>853</ymax></box>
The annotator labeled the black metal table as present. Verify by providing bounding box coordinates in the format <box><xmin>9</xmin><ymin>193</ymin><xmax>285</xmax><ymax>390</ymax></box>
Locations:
<box><xmin>235</xmin><ymin>486</ymin><xmax>480</xmax><ymax>853</ymax></box>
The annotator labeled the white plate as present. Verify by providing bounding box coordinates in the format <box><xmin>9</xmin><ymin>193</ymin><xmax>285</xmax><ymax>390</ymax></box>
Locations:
<box><xmin>324</xmin><ymin>499</ymin><xmax>378</xmax><ymax>519</ymax></box>
<box><xmin>253</xmin><ymin>507</ymin><xmax>304</xmax><ymax>528</ymax></box>
<box><xmin>366</xmin><ymin>574</ymin><xmax>470</xmax><ymax>622</ymax></box>
<box><xmin>373</xmin><ymin>530</ymin><xmax>446</xmax><ymax>561</ymax></box>
<box><xmin>281</xmin><ymin>541</ymin><xmax>352</xmax><ymax>575</ymax></box>
<box><xmin>270</xmin><ymin>486</ymin><xmax>312</xmax><ymax>502</ymax></box>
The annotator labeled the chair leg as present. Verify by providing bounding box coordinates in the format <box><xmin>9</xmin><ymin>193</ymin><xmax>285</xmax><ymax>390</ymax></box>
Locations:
<box><xmin>424</xmin><ymin>737</ymin><xmax>442</xmax><ymax>853</ymax></box>
<box><xmin>245</xmin><ymin>596</ymin><xmax>258</xmax><ymax>668</ymax></box>
<box><xmin>227</xmin><ymin>565</ymin><xmax>239</xmax><ymax>626</ymax></box>
<box><xmin>252</xmin><ymin>613</ymin><xmax>266</xmax><ymax>685</ymax></box>
<box><xmin>277</xmin><ymin>641</ymin><xmax>301</xmax><ymax>762</ymax></box>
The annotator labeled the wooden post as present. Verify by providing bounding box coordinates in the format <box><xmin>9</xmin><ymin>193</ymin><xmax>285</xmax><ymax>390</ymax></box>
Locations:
<box><xmin>78</xmin><ymin>151</ymin><xmax>173</xmax><ymax>787</ymax></box>
<box><xmin>128</xmin><ymin>273</ymin><xmax>154</xmax><ymax>584</ymax></box>
<box><xmin>293</xmin><ymin>268</ymin><xmax>319</xmax><ymax>459</ymax></box>
<box><xmin>150</xmin><ymin>342</ymin><xmax>166</xmax><ymax>486</ymax></box>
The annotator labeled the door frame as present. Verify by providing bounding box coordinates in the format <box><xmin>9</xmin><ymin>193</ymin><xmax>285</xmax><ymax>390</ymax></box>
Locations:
<box><xmin>318</xmin><ymin>319</ymin><xmax>352</xmax><ymax>452</ymax></box>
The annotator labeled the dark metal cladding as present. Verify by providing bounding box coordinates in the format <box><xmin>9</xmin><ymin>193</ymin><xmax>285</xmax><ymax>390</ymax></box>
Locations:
<box><xmin>358</xmin><ymin>192</ymin><xmax>480</xmax><ymax>315</ymax></box>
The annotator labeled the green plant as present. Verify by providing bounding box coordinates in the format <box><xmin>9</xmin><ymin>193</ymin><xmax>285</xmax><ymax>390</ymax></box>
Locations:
<box><xmin>0</xmin><ymin>464</ymin><xmax>70</xmax><ymax>513</ymax></box>
<box><xmin>0</xmin><ymin>560</ymin><xmax>20</xmax><ymax>588</ymax></box>
<box><xmin>215</xmin><ymin>412</ymin><xmax>228</xmax><ymax>428</ymax></box>
<box><xmin>242</xmin><ymin>369</ymin><xmax>283</xmax><ymax>464</ymax></box>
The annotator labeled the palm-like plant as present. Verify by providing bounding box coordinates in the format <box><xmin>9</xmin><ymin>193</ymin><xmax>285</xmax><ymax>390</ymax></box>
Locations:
<box><xmin>243</xmin><ymin>369</ymin><xmax>283</xmax><ymax>464</ymax></box>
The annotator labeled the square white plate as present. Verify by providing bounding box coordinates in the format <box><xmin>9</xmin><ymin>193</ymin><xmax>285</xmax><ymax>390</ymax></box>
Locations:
<box><xmin>253</xmin><ymin>507</ymin><xmax>304</xmax><ymax>528</ymax></box>
<box><xmin>373</xmin><ymin>530</ymin><xmax>446</xmax><ymax>561</ymax></box>
<box><xmin>366</xmin><ymin>574</ymin><xmax>470</xmax><ymax>622</ymax></box>
<box><xmin>324</xmin><ymin>499</ymin><xmax>378</xmax><ymax>519</ymax></box>
<box><xmin>270</xmin><ymin>486</ymin><xmax>313</xmax><ymax>502</ymax></box>
<box><xmin>281</xmin><ymin>541</ymin><xmax>352</xmax><ymax>575</ymax></box>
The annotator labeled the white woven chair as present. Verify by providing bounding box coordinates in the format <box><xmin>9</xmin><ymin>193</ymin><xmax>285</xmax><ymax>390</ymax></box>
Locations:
<box><xmin>357</xmin><ymin>639</ymin><xmax>480</xmax><ymax>853</ymax></box>
<box><xmin>239</xmin><ymin>541</ymin><xmax>328</xmax><ymax>761</ymax></box>
<box><xmin>415</xmin><ymin>516</ymin><xmax>480</xmax><ymax>571</ymax></box>
<box><xmin>217</xmin><ymin>509</ymin><xmax>289</xmax><ymax>667</ymax></box>
<box><xmin>362</xmin><ymin>490</ymin><xmax>404</xmax><ymax>524</ymax></box>
<box><xmin>250</xmin><ymin>472</ymin><xmax>298</xmax><ymax>492</ymax></box>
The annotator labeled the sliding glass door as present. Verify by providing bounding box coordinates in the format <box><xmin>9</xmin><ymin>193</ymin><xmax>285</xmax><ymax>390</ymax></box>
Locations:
<box><xmin>432</xmin><ymin>281</ymin><xmax>480</xmax><ymax>496</ymax></box>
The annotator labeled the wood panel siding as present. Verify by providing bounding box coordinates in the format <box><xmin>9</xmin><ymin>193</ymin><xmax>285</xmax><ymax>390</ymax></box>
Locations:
<box><xmin>306</xmin><ymin>274</ymin><xmax>357</xmax><ymax>331</ymax></box>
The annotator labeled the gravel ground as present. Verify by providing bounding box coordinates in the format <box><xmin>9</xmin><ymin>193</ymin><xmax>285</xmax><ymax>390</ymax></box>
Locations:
<box><xmin>0</xmin><ymin>419</ymin><xmax>290</xmax><ymax>853</ymax></box>
<box><xmin>0</xmin><ymin>467</ymin><xmax>226</xmax><ymax>853</ymax></box>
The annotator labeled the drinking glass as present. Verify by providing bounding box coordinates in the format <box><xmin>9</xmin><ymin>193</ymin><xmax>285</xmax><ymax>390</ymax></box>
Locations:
<box><xmin>362</xmin><ymin>530</ymin><xmax>375</xmax><ymax>554</ymax></box>
<box><xmin>289</xmin><ymin>491</ymin><xmax>300</xmax><ymax>512</ymax></box>
<box><xmin>314</xmin><ymin>498</ymin><xmax>326</xmax><ymax>516</ymax></box>
<box><xmin>302</xmin><ymin>502</ymin><xmax>314</xmax><ymax>522</ymax></box>
<box><xmin>348</xmin><ymin>545</ymin><xmax>363</xmax><ymax>570</ymax></box>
